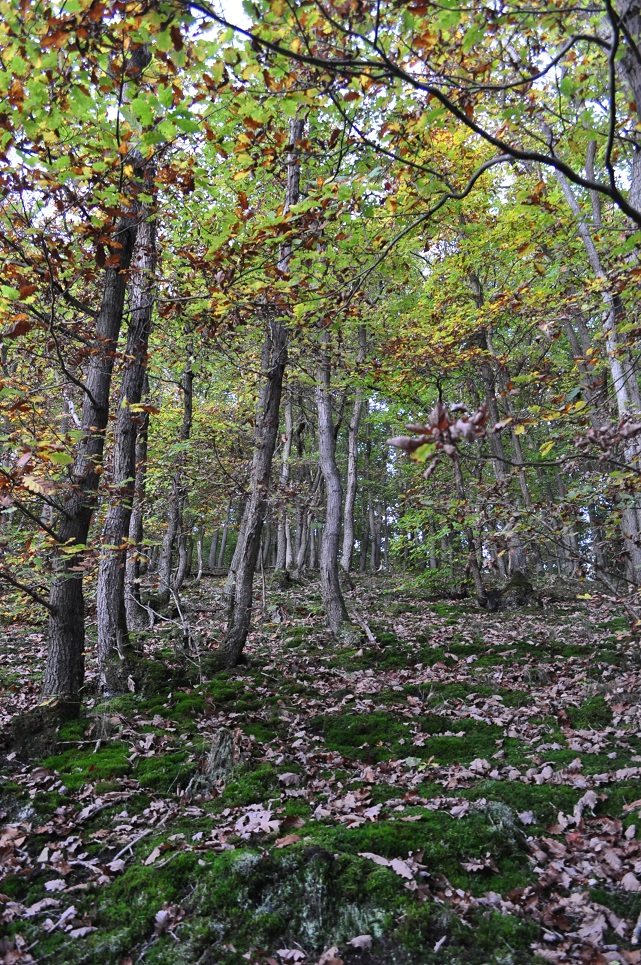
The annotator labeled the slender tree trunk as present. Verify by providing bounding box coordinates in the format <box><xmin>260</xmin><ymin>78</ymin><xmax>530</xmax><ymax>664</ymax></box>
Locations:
<box><xmin>217</xmin><ymin>506</ymin><xmax>231</xmax><ymax>568</ymax></box>
<box><xmin>340</xmin><ymin>327</ymin><xmax>366</xmax><ymax>572</ymax></box>
<box><xmin>221</xmin><ymin>318</ymin><xmax>288</xmax><ymax>663</ymax></box>
<box><xmin>276</xmin><ymin>392</ymin><xmax>294</xmax><ymax>572</ymax></box>
<box><xmin>452</xmin><ymin>457</ymin><xmax>487</xmax><ymax>605</ymax></box>
<box><xmin>551</xmin><ymin>162</ymin><xmax>641</xmax><ymax>579</ymax></box>
<box><xmin>315</xmin><ymin>331</ymin><xmax>353</xmax><ymax>637</ymax></box>
<box><xmin>156</xmin><ymin>355</ymin><xmax>194</xmax><ymax>606</ymax></box>
<box><xmin>175</xmin><ymin>531</ymin><xmax>191</xmax><ymax>589</ymax></box>
<box><xmin>220</xmin><ymin>117</ymin><xmax>303</xmax><ymax>664</ymax></box>
<box><xmin>469</xmin><ymin>276</ymin><xmax>529</xmax><ymax>576</ymax></box>
<box><xmin>43</xmin><ymin>190</ymin><xmax>141</xmax><ymax>708</ymax></box>
<box><xmin>208</xmin><ymin>529</ymin><xmax>219</xmax><ymax>571</ymax></box>
<box><xmin>96</xmin><ymin>207</ymin><xmax>155</xmax><ymax>695</ymax></box>
<box><xmin>125</xmin><ymin>398</ymin><xmax>149</xmax><ymax>633</ymax></box>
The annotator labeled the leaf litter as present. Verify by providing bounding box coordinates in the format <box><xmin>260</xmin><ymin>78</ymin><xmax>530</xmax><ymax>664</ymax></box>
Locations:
<box><xmin>1</xmin><ymin>576</ymin><xmax>641</xmax><ymax>962</ymax></box>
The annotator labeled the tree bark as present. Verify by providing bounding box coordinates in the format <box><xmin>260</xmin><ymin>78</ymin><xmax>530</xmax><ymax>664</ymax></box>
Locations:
<box><xmin>220</xmin><ymin>116</ymin><xmax>304</xmax><ymax>665</ymax></box>
<box><xmin>97</xmin><ymin>207</ymin><xmax>155</xmax><ymax>695</ymax></box>
<box><xmin>221</xmin><ymin>317</ymin><xmax>288</xmax><ymax>664</ymax></box>
<box><xmin>551</xmin><ymin>162</ymin><xmax>641</xmax><ymax>579</ymax></box>
<box><xmin>44</xmin><ymin>198</ymin><xmax>140</xmax><ymax>708</ymax></box>
<box><xmin>208</xmin><ymin>529</ymin><xmax>219</xmax><ymax>571</ymax></box>
<box><xmin>125</xmin><ymin>400</ymin><xmax>149</xmax><ymax>632</ymax></box>
<box><xmin>340</xmin><ymin>326</ymin><xmax>366</xmax><ymax>572</ymax></box>
<box><xmin>315</xmin><ymin>330</ymin><xmax>351</xmax><ymax>637</ymax></box>
<box><xmin>275</xmin><ymin>391</ymin><xmax>294</xmax><ymax>572</ymax></box>
<box><xmin>156</xmin><ymin>355</ymin><xmax>194</xmax><ymax>606</ymax></box>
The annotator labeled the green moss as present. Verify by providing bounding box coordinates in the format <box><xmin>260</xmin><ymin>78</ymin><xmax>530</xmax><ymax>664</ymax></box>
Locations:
<box><xmin>453</xmin><ymin>780</ymin><xmax>589</xmax><ymax>827</ymax></box>
<box><xmin>168</xmin><ymin>694</ymin><xmax>205</xmax><ymax>723</ymax></box>
<box><xmin>328</xmin><ymin>645</ymin><xmax>410</xmax><ymax>671</ymax></box>
<box><xmin>596</xmin><ymin>616</ymin><xmax>629</xmax><ymax>633</ymax></box>
<box><xmin>311</xmin><ymin>807</ymin><xmax>531</xmax><ymax>896</ymax></box>
<box><xmin>243</xmin><ymin>720</ymin><xmax>278</xmax><ymax>743</ymax></box>
<box><xmin>184</xmin><ymin>848</ymin><xmax>402</xmax><ymax>960</ymax></box>
<box><xmin>312</xmin><ymin>709</ymin><xmax>525</xmax><ymax>767</ymax></box>
<box><xmin>32</xmin><ymin>790</ymin><xmax>67</xmax><ymax>813</ymax></box>
<box><xmin>213</xmin><ymin>762</ymin><xmax>280</xmax><ymax>808</ymax></box>
<box><xmin>206</xmin><ymin>676</ymin><xmax>243</xmax><ymax>703</ymax></box>
<box><xmin>589</xmin><ymin>884</ymin><xmax>641</xmax><ymax>924</ymax></box>
<box><xmin>421</xmin><ymin>683</ymin><xmax>531</xmax><ymax>709</ymax></box>
<box><xmin>602</xmin><ymin>780</ymin><xmax>641</xmax><ymax>818</ymax></box>
<box><xmin>567</xmin><ymin>694</ymin><xmax>613</xmax><ymax>729</ymax></box>
<box><xmin>396</xmin><ymin>903</ymin><xmax>539</xmax><ymax>962</ymax></box>
<box><xmin>136</xmin><ymin>751</ymin><xmax>195</xmax><ymax>793</ymax></box>
<box><xmin>42</xmin><ymin>742</ymin><xmax>131</xmax><ymax>790</ymax></box>
<box><xmin>58</xmin><ymin>719</ymin><xmax>90</xmax><ymax>742</ymax></box>
<box><xmin>312</xmin><ymin>711</ymin><xmax>410</xmax><ymax>762</ymax></box>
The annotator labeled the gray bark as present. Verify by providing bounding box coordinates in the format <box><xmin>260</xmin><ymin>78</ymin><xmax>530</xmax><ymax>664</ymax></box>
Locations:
<box><xmin>275</xmin><ymin>392</ymin><xmax>294</xmax><ymax>571</ymax></box>
<box><xmin>316</xmin><ymin>331</ymin><xmax>350</xmax><ymax>636</ymax></box>
<box><xmin>97</xmin><ymin>208</ymin><xmax>155</xmax><ymax>695</ymax></box>
<box><xmin>44</xmin><ymin>198</ymin><xmax>140</xmax><ymax>707</ymax></box>
<box><xmin>340</xmin><ymin>327</ymin><xmax>366</xmax><ymax>572</ymax></box>
<box><xmin>221</xmin><ymin>116</ymin><xmax>304</xmax><ymax>664</ymax></box>
<box><xmin>221</xmin><ymin>318</ymin><xmax>288</xmax><ymax>664</ymax></box>
<box><xmin>156</xmin><ymin>356</ymin><xmax>193</xmax><ymax>605</ymax></box>
<box><xmin>125</xmin><ymin>401</ymin><xmax>149</xmax><ymax>631</ymax></box>
<box><xmin>208</xmin><ymin>529</ymin><xmax>219</xmax><ymax>571</ymax></box>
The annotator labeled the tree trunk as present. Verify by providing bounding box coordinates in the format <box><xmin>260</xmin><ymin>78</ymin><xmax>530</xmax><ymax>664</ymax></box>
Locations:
<box><xmin>551</xmin><ymin>162</ymin><xmax>641</xmax><ymax>579</ymax></box>
<box><xmin>175</xmin><ymin>531</ymin><xmax>191</xmax><ymax>590</ymax></box>
<box><xmin>220</xmin><ymin>117</ymin><xmax>303</xmax><ymax>665</ymax></box>
<box><xmin>221</xmin><ymin>318</ymin><xmax>288</xmax><ymax>663</ymax></box>
<box><xmin>97</xmin><ymin>206</ymin><xmax>155</xmax><ymax>695</ymax></box>
<box><xmin>156</xmin><ymin>355</ymin><xmax>194</xmax><ymax>606</ymax></box>
<box><xmin>43</xmin><ymin>183</ymin><xmax>141</xmax><ymax>709</ymax></box>
<box><xmin>340</xmin><ymin>326</ymin><xmax>366</xmax><ymax>572</ymax></box>
<box><xmin>276</xmin><ymin>392</ymin><xmax>294</xmax><ymax>571</ymax></box>
<box><xmin>217</xmin><ymin>507</ymin><xmax>231</xmax><ymax>568</ymax></box>
<box><xmin>315</xmin><ymin>331</ymin><xmax>352</xmax><ymax>637</ymax></box>
<box><xmin>452</xmin><ymin>457</ymin><xmax>487</xmax><ymax>605</ymax></box>
<box><xmin>208</xmin><ymin>529</ymin><xmax>219</xmax><ymax>571</ymax></box>
<box><xmin>125</xmin><ymin>397</ymin><xmax>149</xmax><ymax>633</ymax></box>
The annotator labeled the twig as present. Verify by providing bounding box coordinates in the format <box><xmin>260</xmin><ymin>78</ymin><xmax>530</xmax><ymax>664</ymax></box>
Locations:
<box><xmin>351</xmin><ymin>608</ymin><xmax>376</xmax><ymax>645</ymax></box>
<box><xmin>111</xmin><ymin>827</ymin><xmax>153</xmax><ymax>863</ymax></box>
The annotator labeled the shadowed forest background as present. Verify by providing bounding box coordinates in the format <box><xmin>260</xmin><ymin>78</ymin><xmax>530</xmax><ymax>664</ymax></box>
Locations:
<box><xmin>3</xmin><ymin>0</ymin><xmax>641</xmax><ymax>961</ymax></box>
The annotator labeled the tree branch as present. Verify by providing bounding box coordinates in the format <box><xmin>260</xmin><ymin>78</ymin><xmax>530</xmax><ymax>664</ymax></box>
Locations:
<box><xmin>0</xmin><ymin>568</ymin><xmax>55</xmax><ymax>612</ymax></box>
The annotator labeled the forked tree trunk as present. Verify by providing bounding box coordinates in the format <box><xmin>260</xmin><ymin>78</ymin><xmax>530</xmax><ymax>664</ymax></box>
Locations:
<box><xmin>44</xmin><ymin>201</ymin><xmax>140</xmax><ymax>708</ymax></box>
<box><xmin>175</xmin><ymin>531</ymin><xmax>191</xmax><ymax>589</ymax></box>
<box><xmin>97</xmin><ymin>209</ymin><xmax>155</xmax><ymax>695</ymax></box>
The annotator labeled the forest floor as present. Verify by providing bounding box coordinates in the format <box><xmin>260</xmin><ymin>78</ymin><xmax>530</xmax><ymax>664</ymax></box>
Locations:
<box><xmin>1</xmin><ymin>575</ymin><xmax>641</xmax><ymax>965</ymax></box>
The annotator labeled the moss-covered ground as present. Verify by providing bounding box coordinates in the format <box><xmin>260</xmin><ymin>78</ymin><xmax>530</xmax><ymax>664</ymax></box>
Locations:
<box><xmin>1</xmin><ymin>575</ymin><xmax>641</xmax><ymax>963</ymax></box>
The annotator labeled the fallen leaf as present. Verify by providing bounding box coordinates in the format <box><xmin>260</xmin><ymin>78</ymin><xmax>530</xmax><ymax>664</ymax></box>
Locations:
<box><xmin>274</xmin><ymin>834</ymin><xmax>301</xmax><ymax>849</ymax></box>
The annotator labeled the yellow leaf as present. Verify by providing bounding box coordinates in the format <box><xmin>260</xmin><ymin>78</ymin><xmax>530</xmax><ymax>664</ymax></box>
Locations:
<box><xmin>514</xmin><ymin>424</ymin><xmax>525</xmax><ymax>435</ymax></box>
